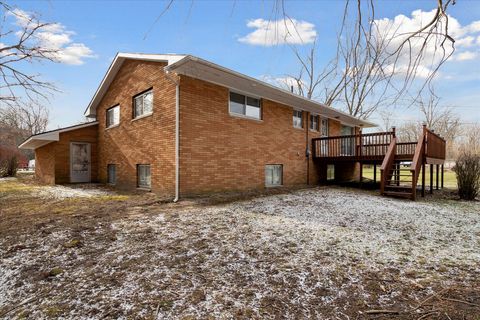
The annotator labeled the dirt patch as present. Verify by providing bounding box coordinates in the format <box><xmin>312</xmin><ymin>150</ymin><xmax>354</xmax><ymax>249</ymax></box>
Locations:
<box><xmin>0</xmin><ymin>179</ymin><xmax>479</xmax><ymax>319</ymax></box>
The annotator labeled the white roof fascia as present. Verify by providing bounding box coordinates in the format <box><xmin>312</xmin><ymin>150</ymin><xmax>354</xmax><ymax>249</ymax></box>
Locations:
<box><xmin>18</xmin><ymin>122</ymin><xmax>98</xmax><ymax>150</ymax></box>
<box><xmin>84</xmin><ymin>53</ymin><xmax>186</xmax><ymax>118</ymax></box>
<box><xmin>165</xmin><ymin>55</ymin><xmax>377</xmax><ymax>128</ymax></box>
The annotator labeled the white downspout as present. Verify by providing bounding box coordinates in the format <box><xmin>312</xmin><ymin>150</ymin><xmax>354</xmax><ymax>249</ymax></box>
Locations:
<box><xmin>165</xmin><ymin>69</ymin><xmax>180</xmax><ymax>202</ymax></box>
<box><xmin>173</xmin><ymin>83</ymin><xmax>180</xmax><ymax>202</ymax></box>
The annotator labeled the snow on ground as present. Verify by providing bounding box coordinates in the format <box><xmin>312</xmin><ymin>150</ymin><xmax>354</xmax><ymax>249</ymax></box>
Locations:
<box><xmin>33</xmin><ymin>184</ymin><xmax>112</xmax><ymax>199</ymax></box>
<box><xmin>0</xmin><ymin>186</ymin><xmax>479</xmax><ymax>318</ymax></box>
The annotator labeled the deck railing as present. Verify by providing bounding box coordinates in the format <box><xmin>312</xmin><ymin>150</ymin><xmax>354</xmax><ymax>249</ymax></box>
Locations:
<box><xmin>425</xmin><ymin>129</ymin><xmax>446</xmax><ymax>160</ymax></box>
<box><xmin>312</xmin><ymin>128</ymin><xmax>445</xmax><ymax>160</ymax></box>
<box><xmin>312</xmin><ymin>131</ymin><xmax>394</xmax><ymax>158</ymax></box>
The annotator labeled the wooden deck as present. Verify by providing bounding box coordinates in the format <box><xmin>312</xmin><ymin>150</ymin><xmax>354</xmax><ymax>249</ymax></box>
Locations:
<box><xmin>312</xmin><ymin>126</ymin><xmax>447</xmax><ymax>200</ymax></box>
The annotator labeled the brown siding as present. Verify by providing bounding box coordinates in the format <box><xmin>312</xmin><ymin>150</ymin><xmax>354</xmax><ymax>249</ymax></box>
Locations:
<box><xmin>34</xmin><ymin>124</ymin><xmax>98</xmax><ymax>184</ymax></box>
<box><xmin>178</xmin><ymin>76</ymin><xmax>328</xmax><ymax>195</ymax></box>
<box><xmin>96</xmin><ymin>60</ymin><xmax>176</xmax><ymax>195</ymax></box>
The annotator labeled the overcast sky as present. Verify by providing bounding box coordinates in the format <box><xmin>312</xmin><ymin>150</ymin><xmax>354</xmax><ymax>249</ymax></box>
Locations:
<box><xmin>4</xmin><ymin>0</ymin><xmax>480</xmax><ymax>130</ymax></box>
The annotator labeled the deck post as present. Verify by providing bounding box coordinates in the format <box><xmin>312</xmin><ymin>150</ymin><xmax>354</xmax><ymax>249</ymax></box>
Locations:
<box><xmin>430</xmin><ymin>164</ymin><xmax>433</xmax><ymax>194</ymax></box>
<box><xmin>396</xmin><ymin>163</ymin><xmax>400</xmax><ymax>186</ymax></box>
<box><xmin>421</xmin><ymin>163</ymin><xmax>425</xmax><ymax>197</ymax></box>
<box><xmin>373</xmin><ymin>163</ymin><xmax>377</xmax><ymax>183</ymax></box>
<box><xmin>436</xmin><ymin>164</ymin><xmax>439</xmax><ymax>190</ymax></box>
<box><xmin>441</xmin><ymin>164</ymin><xmax>444</xmax><ymax>188</ymax></box>
<box><xmin>359</xmin><ymin>161</ymin><xmax>363</xmax><ymax>186</ymax></box>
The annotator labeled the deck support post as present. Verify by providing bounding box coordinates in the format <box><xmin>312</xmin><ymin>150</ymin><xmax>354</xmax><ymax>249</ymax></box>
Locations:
<box><xmin>430</xmin><ymin>164</ymin><xmax>433</xmax><ymax>194</ymax></box>
<box><xmin>421</xmin><ymin>163</ymin><xmax>425</xmax><ymax>197</ymax></box>
<box><xmin>373</xmin><ymin>163</ymin><xmax>377</xmax><ymax>183</ymax></box>
<box><xmin>441</xmin><ymin>164</ymin><xmax>444</xmax><ymax>188</ymax></box>
<box><xmin>359</xmin><ymin>162</ymin><xmax>363</xmax><ymax>186</ymax></box>
<box><xmin>436</xmin><ymin>164</ymin><xmax>439</xmax><ymax>190</ymax></box>
<box><xmin>396</xmin><ymin>163</ymin><xmax>400</xmax><ymax>186</ymax></box>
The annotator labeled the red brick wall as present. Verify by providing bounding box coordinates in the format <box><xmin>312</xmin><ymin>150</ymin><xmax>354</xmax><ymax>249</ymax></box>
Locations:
<box><xmin>178</xmin><ymin>75</ymin><xmax>332</xmax><ymax>195</ymax></box>
<box><xmin>95</xmin><ymin>60</ymin><xmax>176</xmax><ymax>194</ymax></box>
<box><xmin>35</xmin><ymin>143</ymin><xmax>55</xmax><ymax>184</ymax></box>
<box><xmin>35</xmin><ymin>125</ymin><xmax>98</xmax><ymax>184</ymax></box>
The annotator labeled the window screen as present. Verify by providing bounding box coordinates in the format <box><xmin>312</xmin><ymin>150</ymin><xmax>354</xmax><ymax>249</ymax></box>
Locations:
<box><xmin>134</xmin><ymin>90</ymin><xmax>153</xmax><ymax>118</ymax></box>
<box><xmin>293</xmin><ymin>110</ymin><xmax>303</xmax><ymax>128</ymax></box>
<box><xmin>265</xmin><ymin>164</ymin><xmax>283</xmax><ymax>187</ymax></box>
<box><xmin>107</xmin><ymin>164</ymin><xmax>116</xmax><ymax>185</ymax></box>
<box><xmin>310</xmin><ymin>114</ymin><xmax>319</xmax><ymax>131</ymax></box>
<box><xmin>229</xmin><ymin>92</ymin><xmax>261</xmax><ymax>120</ymax></box>
<box><xmin>137</xmin><ymin>164</ymin><xmax>151</xmax><ymax>188</ymax></box>
<box><xmin>106</xmin><ymin>105</ymin><xmax>120</xmax><ymax>128</ymax></box>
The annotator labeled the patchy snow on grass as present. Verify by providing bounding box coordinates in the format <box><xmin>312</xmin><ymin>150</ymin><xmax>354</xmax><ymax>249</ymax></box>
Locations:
<box><xmin>33</xmin><ymin>185</ymin><xmax>113</xmax><ymax>199</ymax></box>
<box><xmin>0</xmin><ymin>177</ymin><xmax>17</xmax><ymax>183</ymax></box>
<box><xmin>1</xmin><ymin>186</ymin><xmax>479</xmax><ymax>318</ymax></box>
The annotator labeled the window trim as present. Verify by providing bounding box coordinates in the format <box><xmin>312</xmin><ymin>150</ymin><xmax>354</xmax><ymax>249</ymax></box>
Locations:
<box><xmin>106</xmin><ymin>104</ymin><xmax>120</xmax><ymax>129</ymax></box>
<box><xmin>136</xmin><ymin>164</ymin><xmax>151</xmax><ymax>189</ymax></box>
<box><xmin>309</xmin><ymin>114</ymin><xmax>319</xmax><ymax>132</ymax></box>
<box><xmin>293</xmin><ymin>109</ymin><xmax>303</xmax><ymax>129</ymax></box>
<box><xmin>107</xmin><ymin>164</ymin><xmax>116</xmax><ymax>185</ymax></box>
<box><xmin>265</xmin><ymin>164</ymin><xmax>283</xmax><ymax>187</ymax></box>
<box><xmin>132</xmin><ymin>88</ymin><xmax>154</xmax><ymax>119</ymax></box>
<box><xmin>228</xmin><ymin>90</ymin><xmax>262</xmax><ymax>121</ymax></box>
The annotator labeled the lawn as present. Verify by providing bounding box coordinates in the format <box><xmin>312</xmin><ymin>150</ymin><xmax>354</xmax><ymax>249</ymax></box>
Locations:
<box><xmin>362</xmin><ymin>165</ymin><xmax>458</xmax><ymax>188</ymax></box>
<box><xmin>1</xmin><ymin>176</ymin><xmax>479</xmax><ymax>319</ymax></box>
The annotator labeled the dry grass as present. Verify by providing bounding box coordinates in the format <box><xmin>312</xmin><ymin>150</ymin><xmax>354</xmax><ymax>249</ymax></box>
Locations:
<box><xmin>0</xmin><ymin>177</ymin><xmax>479</xmax><ymax>319</ymax></box>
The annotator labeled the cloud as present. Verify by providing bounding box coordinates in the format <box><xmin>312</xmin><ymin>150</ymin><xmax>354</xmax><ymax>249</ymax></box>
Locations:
<box><xmin>372</xmin><ymin>9</ymin><xmax>480</xmax><ymax>79</ymax></box>
<box><xmin>453</xmin><ymin>51</ymin><xmax>478</xmax><ymax>61</ymax></box>
<box><xmin>8</xmin><ymin>8</ymin><xmax>95</xmax><ymax>65</ymax></box>
<box><xmin>239</xmin><ymin>18</ymin><xmax>317</xmax><ymax>46</ymax></box>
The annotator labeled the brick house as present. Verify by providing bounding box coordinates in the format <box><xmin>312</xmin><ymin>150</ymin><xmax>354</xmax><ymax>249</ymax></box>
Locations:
<box><xmin>20</xmin><ymin>53</ymin><xmax>377</xmax><ymax>199</ymax></box>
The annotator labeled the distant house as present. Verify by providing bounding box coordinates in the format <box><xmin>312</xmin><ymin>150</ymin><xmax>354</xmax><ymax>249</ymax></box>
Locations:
<box><xmin>19</xmin><ymin>53</ymin><xmax>445</xmax><ymax>200</ymax></box>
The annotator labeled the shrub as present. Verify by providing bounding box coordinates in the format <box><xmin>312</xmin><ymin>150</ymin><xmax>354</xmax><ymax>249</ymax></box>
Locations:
<box><xmin>0</xmin><ymin>145</ymin><xmax>20</xmax><ymax>177</ymax></box>
<box><xmin>453</xmin><ymin>152</ymin><xmax>480</xmax><ymax>200</ymax></box>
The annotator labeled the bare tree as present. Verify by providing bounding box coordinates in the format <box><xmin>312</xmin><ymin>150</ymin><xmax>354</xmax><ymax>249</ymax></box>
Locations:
<box><xmin>0</xmin><ymin>2</ymin><xmax>58</xmax><ymax>106</ymax></box>
<box><xmin>279</xmin><ymin>0</ymin><xmax>456</xmax><ymax>119</ymax></box>
<box><xmin>0</xmin><ymin>102</ymin><xmax>49</xmax><ymax>136</ymax></box>
<box><xmin>396</xmin><ymin>90</ymin><xmax>460</xmax><ymax>158</ymax></box>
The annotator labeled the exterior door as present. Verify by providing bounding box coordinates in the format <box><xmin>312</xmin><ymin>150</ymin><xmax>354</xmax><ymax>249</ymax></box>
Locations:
<box><xmin>70</xmin><ymin>142</ymin><xmax>91</xmax><ymax>183</ymax></box>
<box><xmin>341</xmin><ymin>125</ymin><xmax>354</xmax><ymax>156</ymax></box>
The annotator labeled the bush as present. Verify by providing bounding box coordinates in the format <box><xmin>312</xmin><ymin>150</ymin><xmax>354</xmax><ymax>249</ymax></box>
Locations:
<box><xmin>0</xmin><ymin>146</ymin><xmax>20</xmax><ymax>177</ymax></box>
<box><xmin>453</xmin><ymin>152</ymin><xmax>480</xmax><ymax>200</ymax></box>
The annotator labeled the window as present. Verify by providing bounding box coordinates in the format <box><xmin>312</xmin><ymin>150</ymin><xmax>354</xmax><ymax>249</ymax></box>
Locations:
<box><xmin>107</xmin><ymin>164</ymin><xmax>116</xmax><ymax>185</ymax></box>
<box><xmin>293</xmin><ymin>110</ymin><xmax>303</xmax><ymax>128</ymax></box>
<box><xmin>310</xmin><ymin>114</ymin><xmax>319</xmax><ymax>131</ymax></box>
<box><xmin>137</xmin><ymin>164</ymin><xmax>151</xmax><ymax>188</ymax></box>
<box><xmin>133</xmin><ymin>89</ymin><xmax>153</xmax><ymax>118</ymax></box>
<box><xmin>327</xmin><ymin>165</ymin><xmax>335</xmax><ymax>181</ymax></box>
<box><xmin>320</xmin><ymin>117</ymin><xmax>329</xmax><ymax>136</ymax></box>
<box><xmin>265</xmin><ymin>164</ymin><xmax>283</xmax><ymax>187</ymax></box>
<box><xmin>229</xmin><ymin>92</ymin><xmax>261</xmax><ymax>120</ymax></box>
<box><xmin>106</xmin><ymin>105</ymin><xmax>120</xmax><ymax>128</ymax></box>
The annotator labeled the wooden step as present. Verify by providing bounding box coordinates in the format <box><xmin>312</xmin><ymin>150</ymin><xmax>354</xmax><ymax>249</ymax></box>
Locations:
<box><xmin>385</xmin><ymin>185</ymin><xmax>412</xmax><ymax>190</ymax></box>
<box><xmin>383</xmin><ymin>191</ymin><xmax>413</xmax><ymax>198</ymax></box>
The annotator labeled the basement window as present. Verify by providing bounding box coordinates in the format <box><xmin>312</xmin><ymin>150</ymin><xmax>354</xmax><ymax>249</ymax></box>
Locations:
<box><xmin>107</xmin><ymin>164</ymin><xmax>116</xmax><ymax>185</ymax></box>
<box><xmin>137</xmin><ymin>164</ymin><xmax>151</xmax><ymax>189</ymax></box>
<box><xmin>293</xmin><ymin>110</ymin><xmax>303</xmax><ymax>128</ymax></box>
<box><xmin>106</xmin><ymin>105</ymin><xmax>120</xmax><ymax>128</ymax></box>
<box><xmin>327</xmin><ymin>165</ymin><xmax>335</xmax><ymax>181</ymax></box>
<box><xmin>133</xmin><ymin>89</ymin><xmax>153</xmax><ymax>118</ymax></box>
<box><xmin>229</xmin><ymin>91</ymin><xmax>261</xmax><ymax>120</ymax></box>
<box><xmin>265</xmin><ymin>164</ymin><xmax>283</xmax><ymax>187</ymax></box>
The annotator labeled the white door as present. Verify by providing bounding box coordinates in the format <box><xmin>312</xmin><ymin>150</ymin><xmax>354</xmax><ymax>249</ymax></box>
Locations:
<box><xmin>70</xmin><ymin>142</ymin><xmax>91</xmax><ymax>183</ymax></box>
